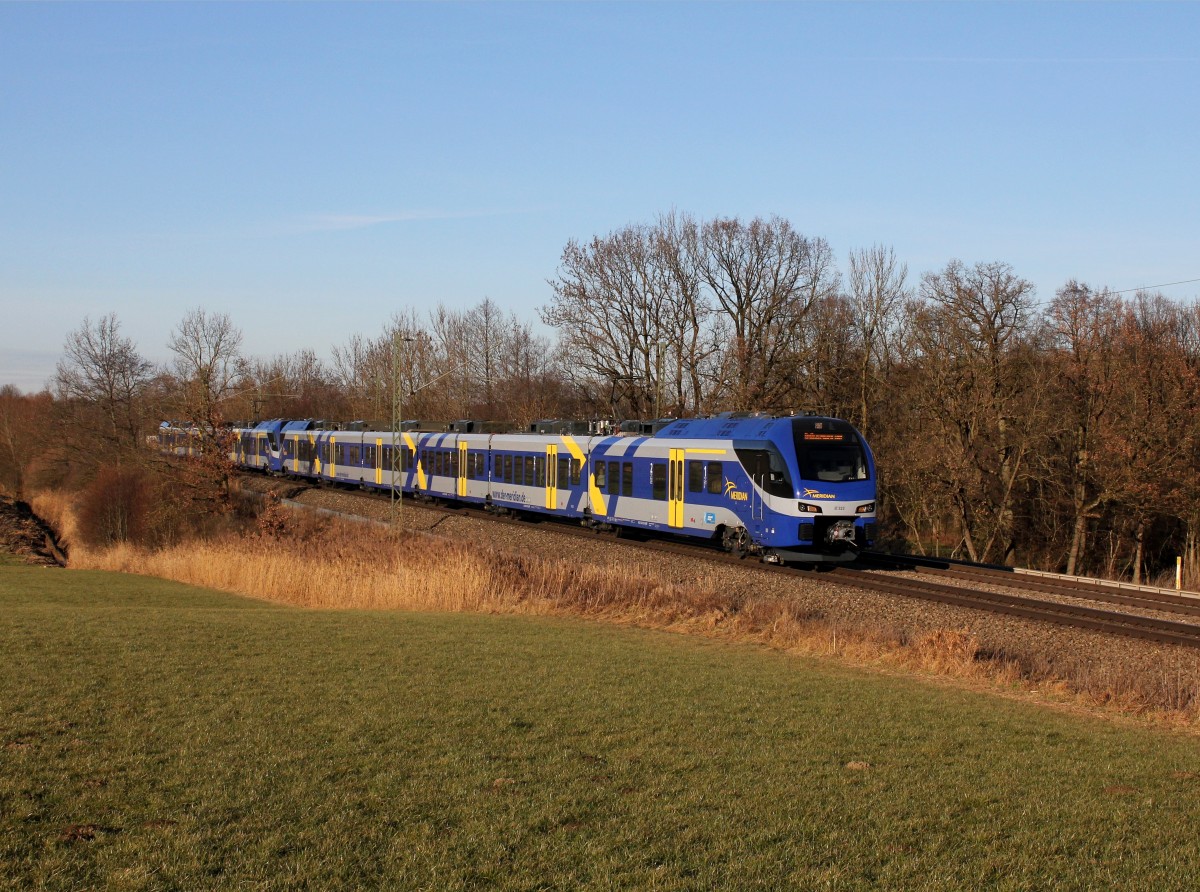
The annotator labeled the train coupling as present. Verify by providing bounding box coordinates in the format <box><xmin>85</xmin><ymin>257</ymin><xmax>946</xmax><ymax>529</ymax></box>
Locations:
<box><xmin>826</xmin><ymin>520</ymin><xmax>858</xmax><ymax>546</ymax></box>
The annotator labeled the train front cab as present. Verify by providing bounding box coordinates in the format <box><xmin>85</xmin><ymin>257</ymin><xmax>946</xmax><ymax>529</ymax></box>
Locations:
<box><xmin>758</xmin><ymin>417</ymin><xmax>877</xmax><ymax>562</ymax></box>
<box><xmin>650</xmin><ymin>416</ymin><xmax>877</xmax><ymax>563</ymax></box>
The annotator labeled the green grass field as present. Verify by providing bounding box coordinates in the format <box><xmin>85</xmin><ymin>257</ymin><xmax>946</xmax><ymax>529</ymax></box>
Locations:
<box><xmin>3</xmin><ymin>565</ymin><xmax>1200</xmax><ymax>891</ymax></box>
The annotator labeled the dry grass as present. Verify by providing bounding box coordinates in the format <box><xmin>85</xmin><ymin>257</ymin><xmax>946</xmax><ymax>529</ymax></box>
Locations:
<box><xmin>49</xmin><ymin>495</ymin><xmax>1200</xmax><ymax>727</ymax></box>
<box><xmin>30</xmin><ymin>490</ymin><xmax>77</xmax><ymax>550</ymax></box>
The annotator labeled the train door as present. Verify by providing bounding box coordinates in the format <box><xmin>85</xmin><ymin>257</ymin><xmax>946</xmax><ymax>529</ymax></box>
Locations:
<box><xmin>545</xmin><ymin>444</ymin><xmax>558</xmax><ymax>509</ymax></box>
<box><xmin>668</xmin><ymin>448</ymin><xmax>685</xmax><ymax>528</ymax></box>
<box><xmin>375</xmin><ymin>437</ymin><xmax>384</xmax><ymax>486</ymax></box>
<box><xmin>457</xmin><ymin>441</ymin><xmax>468</xmax><ymax>498</ymax></box>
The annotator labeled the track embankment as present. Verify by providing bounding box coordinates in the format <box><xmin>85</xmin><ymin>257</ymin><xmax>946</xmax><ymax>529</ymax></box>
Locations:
<box><xmin>234</xmin><ymin>475</ymin><xmax>1200</xmax><ymax>720</ymax></box>
<box><xmin>0</xmin><ymin>493</ymin><xmax>66</xmax><ymax>566</ymax></box>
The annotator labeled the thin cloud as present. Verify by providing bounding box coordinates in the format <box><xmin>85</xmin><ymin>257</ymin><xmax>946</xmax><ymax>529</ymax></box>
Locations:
<box><xmin>843</xmin><ymin>55</ymin><xmax>1198</xmax><ymax>64</ymax></box>
<box><xmin>297</xmin><ymin>207</ymin><xmax>546</xmax><ymax>233</ymax></box>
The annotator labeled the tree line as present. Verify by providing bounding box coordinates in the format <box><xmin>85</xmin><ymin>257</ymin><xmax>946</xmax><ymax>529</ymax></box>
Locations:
<box><xmin>2</xmin><ymin>212</ymin><xmax>1197</xmax><ymax>586</ymax></box>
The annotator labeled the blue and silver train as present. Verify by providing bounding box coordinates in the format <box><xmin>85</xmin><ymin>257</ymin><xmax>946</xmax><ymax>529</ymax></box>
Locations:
<box><xmin>222</xmin><ymin>413</ymin><xmax>877</xmax><ymax>563</ymax></box>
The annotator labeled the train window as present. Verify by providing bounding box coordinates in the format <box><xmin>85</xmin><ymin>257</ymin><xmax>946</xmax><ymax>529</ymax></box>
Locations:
<box><xmin>606</xmin><ymin>461</ymin><xmax>620</xmax><ymax>495</ymax></box>
<box><xmin>349</xmin><ymin>446</ymin><xmax>360</xmax><ymax>466</ymax></box>
<box><xmin>503</xmin><ymin>454</ymin><xmax>513</xmax><ymax>483</ymax></box>
<box><xmin>688</xmin><ymin>461</ymin><xmax>704</xmax><ymax>493</ymax></box>
<box><xmin>735</xmin><ymin>446</ymin><xmax>793</xmax><ymax>497</ymax></box>
<box><xmin>622</xmin><ymin>462</ymin><xmax>633</xmax><ymax>497</ymax></box>
<box><xmin>793</xmin><ymin>427</ymin><xmax>869</xmax><ymax>482</ymax></box>
<box><xmin>707</xmin><ymin>462</ymin><xmax>724</xmax><ymax>494</ymax></box>
<box><xmin>534</xmin><ymin>456</ymin><xmax>545</xmax><ymax>487</ymax></box>
<box><xmin>595</xmin><ymin>461</ymin><xmax>607</xmax><ymax>490</ymax></box>
<box><xmin>557</xmin><ymin>457</ymin><xmax>570</xmax><ymax>490</ymax></box>
<box><xmin>451</xmin><ymin>450</ymin><xmax>459</xmax><ymax>478</ymax></box>
<box><xmin>570</xmin><ymin>458</ymin><xmax>581</xmax><ymax>486</ymax></box>
<box><xmin>524</xmin><ymin>456</ymin><xmax>535</xmax><ymax>485</ymax></box>
<box><xmin>651</xmin><ymin>463</ymin><xmax>667</xmax><ymax>500</ymax></box>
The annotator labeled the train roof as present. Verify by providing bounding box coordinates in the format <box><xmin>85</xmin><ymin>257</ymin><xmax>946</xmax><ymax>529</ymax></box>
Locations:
<box><xmin>653</xmin><ymin>415</ymin><xmax>859</xmax><ymax>441</ymax></box>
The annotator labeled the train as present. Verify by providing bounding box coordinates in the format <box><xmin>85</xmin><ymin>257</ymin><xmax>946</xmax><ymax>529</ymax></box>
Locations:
<box><xmin>164</xmin><ymin>413</ymin><xmax>877</xmax><ymax>563</ymax></box>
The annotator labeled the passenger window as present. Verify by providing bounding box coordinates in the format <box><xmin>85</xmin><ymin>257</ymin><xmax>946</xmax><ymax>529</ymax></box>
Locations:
<box><xmin>622</xmin><ymin>462</ymin><xmax>633</xmax><ymax>497</ymax></box>
<box><xmin>688</xmin><ymin>461</ymin><xmax>704</xmax><ymax>493</ymax></box>
<box><xmin>651</xmin><ymin>463</ymin><xmax>667</xmax><ymax>500</ymax></box>
<box><xmin>707</xmin><ymin>462</ymin><xmax>724</xmax><ymax>495</ymax></box>
<box><xmin>607</xmin><ymin>461</ymin><xmax>619</xmax><ymax>495</ymax></box>
<box><xmin>557</xmin><ymin>457</ymin><xmax>570</xmax><ymax>490</ymax></box>
<box><xmin>595</xmin><ymin>461</ymin><xmax>607</xmax><ymax>490</ymax></box>
<box><xmin>524</xmin><ymin>456</ymin><xmax>535</xmax><ymax>485</ymax></box>
<box><xmin>535</xmin><ymin>456</ymin><xmax>545</xmax><ymax>487</ymax></box>
<box><xmin>504</xmin><ymin>454</ymin><xmax>513</xmax><ymax>483</ymax></box>
<box><xmin>571</xmin><ymin>458</ymin><xmax>581</xmax><ymax>486</ymax></box>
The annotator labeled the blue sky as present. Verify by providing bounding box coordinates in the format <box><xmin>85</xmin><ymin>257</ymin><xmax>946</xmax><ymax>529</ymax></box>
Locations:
<box><xmin>2</xmin><ymin>1</ymin><xmax>1197</xmax><ymax>391</ymax></box>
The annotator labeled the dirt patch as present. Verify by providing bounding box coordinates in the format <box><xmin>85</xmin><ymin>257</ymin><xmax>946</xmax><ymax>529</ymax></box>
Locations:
<box><xmin>0</xmin><ymin>494</ymin><xmax>64</xmax><ymax>566</ymax></box>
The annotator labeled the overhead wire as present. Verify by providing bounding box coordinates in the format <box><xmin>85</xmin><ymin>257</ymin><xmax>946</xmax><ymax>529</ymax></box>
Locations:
<box><xmin>1109</xmin><ymin>277</ymin><xmax>1200</xmax><ymax>295</ymax></box>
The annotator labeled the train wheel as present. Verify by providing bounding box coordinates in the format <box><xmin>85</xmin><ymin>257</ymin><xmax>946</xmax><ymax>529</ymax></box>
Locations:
<box><xmin>722</xmin><ymin>526</ymin><xmax>749</xmax><ymax>558</ymax></box>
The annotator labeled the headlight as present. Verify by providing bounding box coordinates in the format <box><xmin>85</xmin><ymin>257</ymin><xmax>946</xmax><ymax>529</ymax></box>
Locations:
<box><xmin>798</xmin><ymin>503</ymin><xmax>823</xmax><ymax>514</ymax></box>
<box><xmin>856</xmin><ymin>502</ymin><xmax>876</xmax><ymax>514</ymax></box>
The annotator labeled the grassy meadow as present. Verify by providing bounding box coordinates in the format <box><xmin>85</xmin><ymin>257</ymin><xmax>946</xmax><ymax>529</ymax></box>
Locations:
<box><xmin>4</xmin><ymin>564</ymin><xmax>1200</xmax><ymax>890</ymax></box>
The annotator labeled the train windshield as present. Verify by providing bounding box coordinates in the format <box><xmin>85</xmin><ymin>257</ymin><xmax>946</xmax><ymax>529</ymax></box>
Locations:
<box><xmin>792</xmin><ymin>420</ymin><xmax>870</xmax><ymax>483</ymax></box>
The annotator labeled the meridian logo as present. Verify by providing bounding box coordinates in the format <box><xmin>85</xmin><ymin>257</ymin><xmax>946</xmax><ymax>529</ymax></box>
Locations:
<box><xmin>724</xmin><ymin>479</ymin><xmax>748</xmax><ymax>502</ymax></box>
<box><xmin>802</xmin><ymin>488</ymin><xmax>837</xmax><ymax>499</ymax></box>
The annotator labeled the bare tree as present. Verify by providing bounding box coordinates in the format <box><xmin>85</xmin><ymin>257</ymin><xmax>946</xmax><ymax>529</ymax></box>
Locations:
<box><xmin>697</xmin><ymin>216</ymin><xmax>838</xmax><ymax>410</ymax></box>
<box><xmin>55</xmin><ymin>313</ymin><xmax>154</xmax><ymax>454</ymax></box>
<box><xmin>845</xmin><ymin>245</ymin><xmax>909</xmax><ymax>435</ymax></box>
<box><xmin>911</xmin><ymin>260</ymin><xmax>1040</xmax><ymax>563</ymax></box>
<box><xmin>543</xmin><ymin>223</ymin><xmax>677</xmax><ymax>418</ymax></box>
<box><xmin>167</xmin><ymin>308</ymin><xmax>244</xmax><ymax>427</ymax></box>
<box><xmin>1043</xmin><ymin>281</ymin><xmax>1122</xmax><ymax>575</ymax></box>
<box><xmin>166</xmin><ymin>309</ymin><xmax>245</xmax><ymax>507</ymax></box>
<box><xmin>0</xmin><ymin>386</ymin><xmax>55</xmax><ymax>496</ymax></box>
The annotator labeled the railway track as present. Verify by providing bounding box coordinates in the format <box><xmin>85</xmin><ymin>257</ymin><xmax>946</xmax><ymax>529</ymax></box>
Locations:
<box><xmin>859</xmin><ymin>550</ymin><xmax>1200</xmax><ymax>619</ymax></box>
<box><xmin>251</xmin><ymin>474</ymin><xmax>1200</xmax><ymax>651</ymax></box>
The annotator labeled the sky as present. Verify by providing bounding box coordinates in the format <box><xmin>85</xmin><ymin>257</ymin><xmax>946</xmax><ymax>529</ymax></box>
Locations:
<box><xmin>2</xmin><ymin>1</ymin><xmax>1198</xmax><ymax>392</ymax></box>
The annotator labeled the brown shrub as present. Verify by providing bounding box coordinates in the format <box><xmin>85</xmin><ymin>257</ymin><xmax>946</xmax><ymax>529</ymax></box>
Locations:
<box><xmin>76</xmin><ymin>466</ymin><xmax>154</xmax><ymax>547</ymax></box>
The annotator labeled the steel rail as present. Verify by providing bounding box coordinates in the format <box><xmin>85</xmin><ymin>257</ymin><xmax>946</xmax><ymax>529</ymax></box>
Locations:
<box><xmin>860</xmin><ymin>551</ymin><xmax>1200</xmax><ymax>618</ymax></box>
